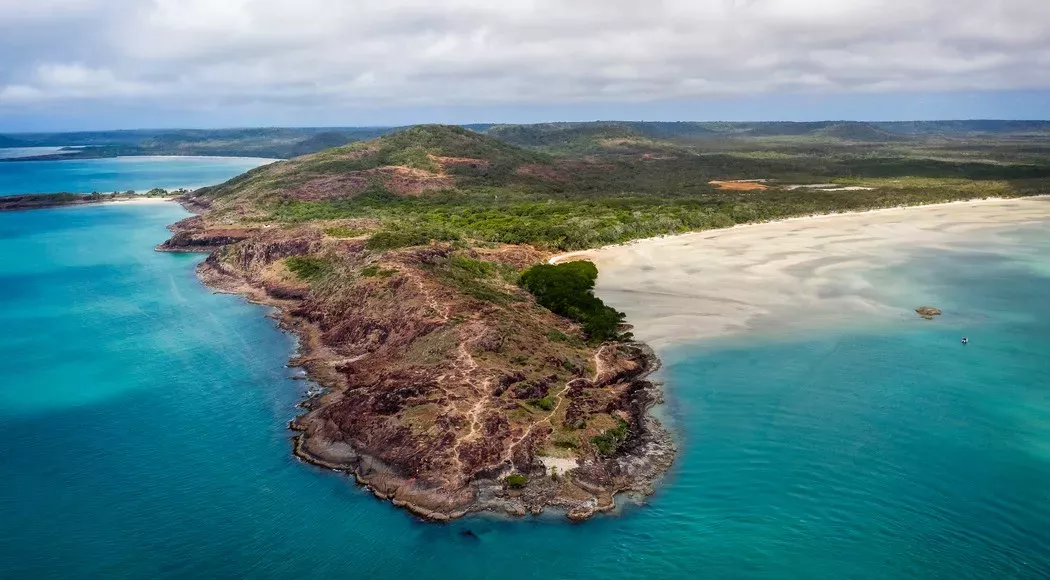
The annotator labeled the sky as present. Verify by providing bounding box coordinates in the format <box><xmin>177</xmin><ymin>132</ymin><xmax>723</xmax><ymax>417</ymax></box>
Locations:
<box><xmin>1</xmin><ymin>0</ymin><xmax>1048</xmax><ymax>131</ymax></box>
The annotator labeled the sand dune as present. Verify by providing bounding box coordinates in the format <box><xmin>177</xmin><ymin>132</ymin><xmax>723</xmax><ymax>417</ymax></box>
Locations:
<box><xmin>559</xmin><ymin>198</ymin><xmax>1050</xmax><ymax>350</ymax></box>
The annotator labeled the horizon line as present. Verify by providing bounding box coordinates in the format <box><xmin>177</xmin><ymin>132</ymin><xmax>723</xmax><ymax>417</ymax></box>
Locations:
<box><xmin>4</xmin><ymin>118</ymin><xmax>1050</xmax><ymax>135</ymax></box>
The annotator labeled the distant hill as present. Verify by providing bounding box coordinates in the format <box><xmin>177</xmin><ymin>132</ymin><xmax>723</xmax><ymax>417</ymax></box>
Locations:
<box><xmin>0</xmin><ymin>134</ymin><xmax>29</xmax><ymax>148</ymax></box>
<box><xmin>7</xmin><ymin>120</ymin><xmax>1050</xmax><ymax>161</ymax></box>
<box><xmin>482</xmin><ymin>121</ymin><xmax>906</xmax><ymax>149</ymax></box>
<box><xmin>198</xmin><ymin>124</ymin><xmax>549</xmax><ymax>206</ymax></box>
<box><xmin>873</xmin><ymin>120</ymin><xmax>1050</xmax><ymax>136</ymax></box>
<box><xmin>815</xmin><ymin>122</ymin><xmax>903</xmax><ymax>141</ymax></box>
<box><xmin>286</xmin><ymin>131</ymin><xmax>371</xmax><ymax>158</ymax></box>
<box><xmin>482</xmin><ymin>122</ymin><xmax>694</xmax><ymax>156</ymax></box>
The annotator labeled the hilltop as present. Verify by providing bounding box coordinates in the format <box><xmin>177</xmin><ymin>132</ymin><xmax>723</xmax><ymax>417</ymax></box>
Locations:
<box><xmin>198</xmin><ymin>124</ymin><xmax>548</xmax><ymax>205</ymax></box>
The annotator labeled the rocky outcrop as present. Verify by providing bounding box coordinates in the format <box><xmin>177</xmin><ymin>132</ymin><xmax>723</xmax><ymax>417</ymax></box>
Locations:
<box><xmin>160</xmin><ymin>214</ymin><xmax>675</xmax><ymax>522</ymax></box>
<box><xmin>157</xmin><ymin>228</ymin><xmax>255</xmax><ymax>253</ymax></box>
<box><xmin>916</xmin><ymin>306</ymin><xmax>942</xmax><ymax>320</ymax></box>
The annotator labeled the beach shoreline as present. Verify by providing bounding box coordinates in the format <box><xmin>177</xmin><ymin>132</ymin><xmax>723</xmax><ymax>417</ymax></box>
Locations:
<box><xmin>0</xmin><ymin>193</ymin><xmax>178</xmax><ymax>212</ymax></box>
<box><xmin>551</xmin><ymin>196</ymin><xmax>1050</xmax><ymax>264</ymax></box>
<box><xmin>560</xmin><ymin>196</ymin><xmax>1050</xmax><ymax>351</ymax></box>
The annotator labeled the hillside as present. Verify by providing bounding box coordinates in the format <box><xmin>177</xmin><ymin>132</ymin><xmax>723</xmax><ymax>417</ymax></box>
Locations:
<box><xmin>0</xmin><ymin>134</ymin><xmax>29</xmax><ymax>148</ymax></box>
<box><xmin>197</xmin><ymin>124</ymin><xmax>548</xmax><ymax>207</ymax></box>
<box><xmin>191</xmin><ymin>123</ymin><xmax>1050</xmax><ymax>250</ymax></box>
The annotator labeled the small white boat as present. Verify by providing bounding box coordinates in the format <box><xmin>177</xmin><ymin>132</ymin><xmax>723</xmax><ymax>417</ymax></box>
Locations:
<box><xmin>961</xmin><ymin>337</ymin><xmax>969</xmax><ymax>345</ymax></box>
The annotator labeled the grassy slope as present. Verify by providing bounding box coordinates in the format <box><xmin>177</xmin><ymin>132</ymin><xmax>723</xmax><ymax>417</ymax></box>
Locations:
<box><xmin>192</xmin><ymin>122</ymin><xmax>1050</xmax><ymax>252</ymax></box>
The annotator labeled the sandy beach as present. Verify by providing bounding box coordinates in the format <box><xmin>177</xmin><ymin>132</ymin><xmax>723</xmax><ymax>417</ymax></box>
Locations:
<box><xmin>560</xmin><ymin>197</ymin><xmax>1050</xmax><ymax>350</ymax></box>
<box><xmin>102</xmin><ymin>196</ymin><xmax>177</xmax><ymax>205</ymax></box>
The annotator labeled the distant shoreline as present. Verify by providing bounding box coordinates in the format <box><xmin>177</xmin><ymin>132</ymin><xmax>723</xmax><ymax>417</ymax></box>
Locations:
<box><xmin>0</xmin><ymin>151</ymin><xmax>283</xmax><ymax>163</ymax></box>
<box><xmin>0</xmin><ymin>193</ymin><xmax>177</xmax><ymax>212</ymax></box>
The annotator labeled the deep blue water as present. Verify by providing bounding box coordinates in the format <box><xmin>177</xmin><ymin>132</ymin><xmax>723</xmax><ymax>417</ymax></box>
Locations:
<box><xmin>0</xmin><ymin>156</ymin><xmax>274</xmax><ymax>195</ymax></box>
<box><xmin>0</xmin><ymin>202</ymin><xmax>1048</xmax><ymax>579</ymax></box>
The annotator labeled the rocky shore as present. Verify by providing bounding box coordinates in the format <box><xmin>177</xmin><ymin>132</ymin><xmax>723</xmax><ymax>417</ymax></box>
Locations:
<box><xmin>157</xmin><ymin>199</ymin><xmax>675</xmax><ymax>521</ymax></box>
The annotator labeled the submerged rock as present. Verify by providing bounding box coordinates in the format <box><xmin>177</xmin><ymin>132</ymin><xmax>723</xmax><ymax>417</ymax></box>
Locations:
<box><xmin>915</xmin><ymin>306</ymin><xmax>942</xmax><ymax>320</ymax></box>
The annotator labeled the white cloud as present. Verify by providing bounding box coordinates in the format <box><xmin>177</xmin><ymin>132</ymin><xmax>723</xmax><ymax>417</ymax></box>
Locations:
<box><xmin>0</xmin><ymin>0</ymin><xmax>1048</xmax><ymax>113</ymax></box>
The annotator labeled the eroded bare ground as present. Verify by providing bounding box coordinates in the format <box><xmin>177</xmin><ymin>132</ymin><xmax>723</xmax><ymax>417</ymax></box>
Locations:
<box><xmin>159</xmin><ymin>216</ymin><xmax>675</xmax><ymax>521</ymax></box>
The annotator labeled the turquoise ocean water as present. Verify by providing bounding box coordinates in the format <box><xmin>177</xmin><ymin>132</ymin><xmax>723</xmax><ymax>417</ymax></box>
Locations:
<box><xmin>1</xmin><ymin>172</ymin><xmax>1049</xmax><ymax>577</ymax></box>
<box><xmin>0</xmin><ymin>156</ymin><xmax>274</xmax><ymax>195</ymax></box>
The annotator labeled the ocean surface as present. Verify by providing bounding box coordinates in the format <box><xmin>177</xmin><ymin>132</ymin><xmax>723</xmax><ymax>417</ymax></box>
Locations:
<box><xmin>0</xmin><ymin>156</ymin><xmax>274</xmax><ymax>195</ymax></box>
<box><xmin>1</xmin><ymin>200</ymin><xmax>1049</xmax><ymax>578</ymax></box>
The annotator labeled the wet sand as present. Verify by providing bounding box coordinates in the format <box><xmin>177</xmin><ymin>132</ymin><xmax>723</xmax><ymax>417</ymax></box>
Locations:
<box><xmin>558</xmin><ymin>198</ymin><xmax>1050</xmax><ymax>349</ymax></box>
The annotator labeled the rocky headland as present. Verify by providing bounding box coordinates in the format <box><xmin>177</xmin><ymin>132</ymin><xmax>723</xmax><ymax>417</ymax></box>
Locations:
<box><xmin>155</xmin><ymin>127</ymin><xmax>677</xmax><ymax>520</ymax></box>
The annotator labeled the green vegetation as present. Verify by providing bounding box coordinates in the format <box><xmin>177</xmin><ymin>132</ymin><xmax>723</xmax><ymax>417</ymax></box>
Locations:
<box><xmin>545</xmin><ymin>330</ymin><xmax>583</xmax><ymax>347</ymax></box>
<box><xmin>193</xmin><ymin>123</ymin><xmax>1050</xmax><ymax>253</ymax></box>
<box><xmin>591</xmin><ymin>419</ymin><xmax>630</xmax><ymax>456</ymax></box>
<box><xmin>531</xmin><ymin>396</ymin><xmax>556</xmax><ymax>411</ymax></box>
<box><xmin>365</xmin><ymin>225</ymin><xmax>460</xmax><ymax>251</ymax></box>
<box><xmin>284</xmin><ymin>256</ymin><xmax>332</xmax><ymax>282</ymax></box>
<box><xmin>519</xmin><ymin>261</ymin><xmax>626</xmax><ymax>343</ymax></box>
<box><xmin>553</xmin><ymin>437</ymin><xmax>579</xmax><ymax>449</ymax></box>
<box><xmin>504</xmin><ymin>474</ymin><xmax>528</xmax><ymax>488</ymax></box>
<box><xmin>428</xmin><ymin>254</ymin><xmax>521</xmax><ymax>305</ymax></box>
<box><xmin>360</xmin><ymin>265</ymin><xmax>396</xmax><ymax>278</ymax></box>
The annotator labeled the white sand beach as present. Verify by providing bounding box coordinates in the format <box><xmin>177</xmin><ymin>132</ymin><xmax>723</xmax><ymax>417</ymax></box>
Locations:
<box><xmin>558</xmin><ymin>198</ymin><xmax>1050</xmax><ymax>350</ymax></box>
<box><xmin>103</xmin><ymin>197</ymin><xmax>177</xmax><ymax>205</ymax></box>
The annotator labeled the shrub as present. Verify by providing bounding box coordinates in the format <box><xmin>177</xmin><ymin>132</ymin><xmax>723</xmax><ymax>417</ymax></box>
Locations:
<box><xmin>554</xmin><ymin>438</ymin><xmax>579</xmax><ymax>449</ymax></box>
<box><xmin>531</xmin><ymin>396</ymin><xmax>556</xmax><ymax>411</ymax></box>
<box><xmin>430</xmin><ymin>254</ymin><xmax>520</xmax><ymax>305</ymax></box>
<box><xmin>591</xmin><ymin>419</ymin><xmax>629</xmax><ymax>456</ymax></box>
<box><xmin>547</xmin><ymin>330</ymin><xmax>566</xmax><ymax>342</ymax></box>
<box><xmin>519</xmin><ymin>261</ymin><xmax>626</xmax><ymax>343</ymax></box>
<box><xmin>504</xmin><ymin>474</ymin><xmax>528</xmax><ymax>488</ymax></box>
<box><xmin>365</xmin><ymin>226</ymin><xmax>459</xmax><ymax>251</ymax></box>
<box><xmin>284</xmin><ymin>256</ymin><xmax>332</xmax><ymax>282</ymax></box>
<box><xmin>360</xmin><ymin>265</ymin><xmax>396</xmax><ymax>278</ymax></box>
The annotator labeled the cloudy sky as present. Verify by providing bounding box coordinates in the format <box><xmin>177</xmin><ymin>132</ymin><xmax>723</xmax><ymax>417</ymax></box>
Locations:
<box><xmin>1</xmin><ymin>0</ymin><xmax>1048</xmax><ymax>130</ymax></box>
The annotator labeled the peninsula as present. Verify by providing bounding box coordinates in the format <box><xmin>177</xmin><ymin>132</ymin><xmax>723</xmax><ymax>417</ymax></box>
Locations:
<box><xmin>137</xmin><ymin>121</ymin><xmax>1049</xmax><ymax>519</ymax></box>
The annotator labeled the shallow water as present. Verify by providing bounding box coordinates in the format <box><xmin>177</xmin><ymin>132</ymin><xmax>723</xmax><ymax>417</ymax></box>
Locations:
<box><xmin>0</xmin><ymin>156</ymin><xmax>274</xmax><ymax>195</ymax></box>
<box><xmin>0</xmin><ymin>204</ymin><xmax>1048</xmax><ymax>578</ymax></box>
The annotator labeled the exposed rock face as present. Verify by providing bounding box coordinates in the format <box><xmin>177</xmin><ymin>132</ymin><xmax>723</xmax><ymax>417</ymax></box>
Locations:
<box><xmin>157</xmin><ymin>217</ymin><xmax>257</xmax><ymax>252</ymax></box>
<box><xmin>161</xmin><ymin>208</ymin><xmax>675</xmax><ymax>521</ymax></box>
<box><xmin>916</xmin><ymin>306</ymin><xmax>943</xmax><ymax>320</ymax></box>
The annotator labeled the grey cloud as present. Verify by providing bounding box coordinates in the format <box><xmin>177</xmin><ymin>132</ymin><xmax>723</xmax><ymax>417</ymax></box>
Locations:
<box><xmin>0</xmin><ymin>0</ymin><xmax>1048</xmax><ymax>112</ymax></box>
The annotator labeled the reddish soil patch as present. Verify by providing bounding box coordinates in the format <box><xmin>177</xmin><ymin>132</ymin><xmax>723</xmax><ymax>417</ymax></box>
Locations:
<box><xmin>471</xmin><ymin>245</ymin><xmax>550</xmax><ymax>270</ymax></box>
<box><xmin>287</xmin><ymin>167</ymin><xmax>454</xmax><ymax>200</ymax></box>
<box><xmin>431</xmin><ymin>156</ymin><xmax>491</xmax><ymax>171</ymax></box>
<box><xmin>709</xmin><ymin>180</ymin><xmax>769</xmax><ymax>191</ymax></box>
<box><xmin>383</xmin><ymin>166</ymin><xmax>454</xmax><ymax>196</ymax></box>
